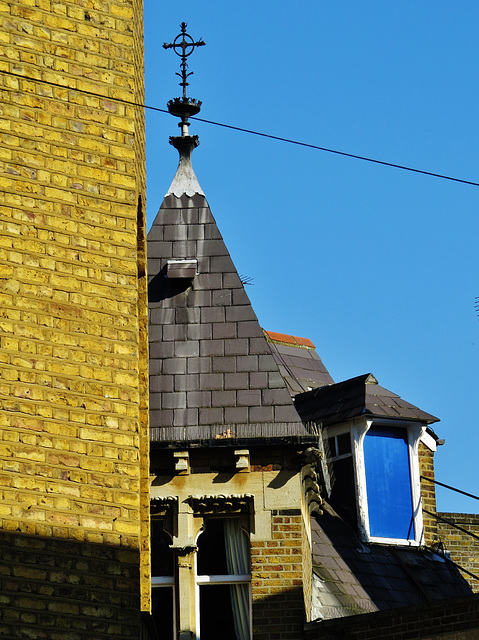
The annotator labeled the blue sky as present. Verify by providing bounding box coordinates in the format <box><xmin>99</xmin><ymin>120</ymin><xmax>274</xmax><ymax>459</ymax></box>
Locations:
<box><xmin>143</xmin><ymin>2</ymin><xmax>479</xmax><ymax>514</ymax></box>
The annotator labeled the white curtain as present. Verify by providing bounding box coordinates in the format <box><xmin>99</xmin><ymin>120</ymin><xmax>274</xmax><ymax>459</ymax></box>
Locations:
<box><xmin>224</xmin><ymin>520</ymin><xmax>250</xmax><ymax>640</ymax></box>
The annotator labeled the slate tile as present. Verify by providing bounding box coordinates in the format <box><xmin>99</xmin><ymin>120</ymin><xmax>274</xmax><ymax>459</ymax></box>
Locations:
<box><xmin>162</xmin><ymin>392</ymin><xmax>187</xmax><ymax>409</ymax></box>
<box><xmin>200</xmin><ymin>340</ymin><xmax>224</xmax><ymax>357</ymax></box>
<box><xmin>162</xmin><ymin>324</ymin><xmax>187</xmax><ymax>341</ymax></box>
<box><xmin>212</xmin><ymin>289</ymin><xmax>232</xmax><ymax>306</ymax></box>
<box><xmin>149</xmin><ymin>308</ymin><xmax>175</xmax><ymax>324</ymax></box>
<box><xmin>199</xmin><ymin>407</ymin><xmax>224</xmax><ymax>425</ymax></box>
<box><xmin>223</xmin><ymin>273</ymin><xmax>242</xmax><ymax>288</ymax></box>
<box><xmin>175</xmin><ymin>341</ymin><xmax>200</xmax><ymax>358</ymax></box>
<box><xmin>200</xmin><ymin>373</ymin><xmax>223</xmax><ymax>390</ymax></box>
<box><xmin>148</xmin><ymin>393</ymin><xmax>162</xmax><ymax>410</ymax></box>
<box><xmin>174</xmin><ymin>374</ymin><xmax>199</xmax><ymax>392</ymax></box>
<box><xmin>226</xmin><ymin>306</ymin><xmax>257</xmax><ymax>323</ymax></box>
<box><xmin>212</xmin><ymin>322</ymin><xmax>236</xmax><ymax>340</ymax></box>
<box><xmin>224</xmin><ymin>406</ymin><xmax>248</xmax><ymax>424</ymax></box>
<box><xmin>232</xmin><ymin>288</ymin><xmax>250</xmax><ymax>306</ymax></box>
<box><xmin>187</xmin><ymin>391</ymin><xmax>212</xmax><ymax>408</ymax></box>
<box><xmin>201</xmin><ymin>307</ymin><xmax>225</xmax><ymax>323</ymax></box>
<box><xmin>172</xmin><ymin>240</ymin><xmax>197</xmax><ymax>258</ymax></box>
<box><xmin>164</xmin><ymin>224</ymin><xmax>188</xmax><ymax>241</ymax></box>
<box><xmin>249</xmin><ymin>406</ymin><xmax>274</xmax><ymax>423</ymax></box>
<box><xmin>259</xmin><ymin>354</ymin><xmax>279</xmax><ymax>372</ymax></box>
<box><xmin>187</xmin><ymin>323</ymin><xmax>212</xmax><ymax>341</ymax></box>
<box><xmin>148</xmin><ymin>324</ymin><xmax>163</xmax><ymax>342</ymax></box>
<box><xmin>188</xmin><ymin>290</ymin><xmax>211</xmax><ymax>307</ymax></box>
<box><xmin>173</xmin><ymin>408</ymin><xmax>198</xmax><ymax>427</ymax></box>
<box><xmin>197</xmin><ymin>240</ymin><xmax>228</xmax><ymax>257</ymax></box>
<box><xmin>212</xmin><ymin>390</ymin><xmax>236</xmax><ymax>407</ymax></box>
<box><xmin>187</xmin><ymin>357</ymin><xmax>212</xmax><ymax>374</ymax></box>
<box><xmin>224</xmin><ymin>338</ymin><xmax>249</xmax><ymax>356</ymax></box>
<box><xmin>148</xmin><ymin>240</ymin><xmax>173</xmax><ymax>258</ymax></box>
<box><xmin>176</xmin><ymin>308</ymin><xmax>200</xmax><ymax>324</ymax></box>
<box><xmin>149</xmin><ymin>342</ymin><xmax>174</xmax><ymax>359</ymax></box>
<box><xmin>150</xmin><ymin>408</ymin><xmax>173</xmax><ymax>426</ymax></box>
<box><xmin>147</xmin><ymin>224</ymin><xmax>164</xmax><ymax>241</ymax></box>
<box><xmin>268</xmin><ymin>372</ymin><xmax>285</xmax><ymax>389</ymax></box>
<box><xmin>196</xmin><ymin>273</ymin><xmax>222</xmax><ymax>290</ymax></box>
<box><xmin>187</xmin><ymin>225</ymin><xmax>205</xmax><ymax>240</ymax></box>
<box><xmin>212</xmin><ymin>357</ymin><xmax>236</xmax><ymax>373</ymax></box>
<box><xmin>237</xmin><ymin>389</ymin><xmax>261</xmax><ymax>406</ymax></box>
<box><xmin>237</xmin><ymin>321</ymin><xmax>264</xmax><ymax>339</ymax></box>
<box><xmin>262</xmin><ymin>388</ymin><xmax>291</xmax><ymax>406</ymax></box>
<box><xmin>179</xmin><ymin>209</ymin><xmax>199</xmax><ymax>225</ymax></box>
<box><xmin>249</xmin><ymin>337</ymin><xmax>272</xmax><ymax>355</ymax></box>
<box><xmin>274</xmin><ymin>405</ymin><xmax>301</xmax><ymax>422</ymax></box>
<box><xmin>224</xmin><ymin>372</ymin><xmax>248</xmax><ymax>390</ymax></box>
<box><xmin>149</xmin><ymin>359</ymin><xmax>161</xmax><ymax>375</ymax></box>
<box><xmin>236</xmin><ymin>355</ymin><xmax>259</xmax><ymax>372</ymax></box>
<box><xmin>198</xmin><ymin>207</ymin><xmax>213</xmax><ymax>223</ymax></box>
<box><xmin>150</xmin><ymin>375</ymin><xmax>173</xmax><ymax>393</ymax></box>
<box><xmin>204</xmin><ymin>224</ymin><xmax>222</xmax><ymax>240</ymax></box>
<box><xmin>210</xmin><ymin>255</ymin><xmax>235</xmax><ymax>274</ymax></box>
<box><xmin>163</xmin><ymin>359</ymin><xmax>187</xmax><ymax>375</ymax></box>
<box><xmin>249</xmin><ymin>372</ymin><xmax>268</xmax><ymax>389</ymax></box>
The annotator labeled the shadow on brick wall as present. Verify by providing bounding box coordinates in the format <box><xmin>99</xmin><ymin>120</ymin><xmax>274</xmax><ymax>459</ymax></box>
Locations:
<box><xmin>0</xmin><ymin>530</ymin><xmax>143</xmax><ymax>639</ymax></box>
<box><xmin>252</xmin><ymin>586</ymin><xmax>304</xmax><ymax>640</ymax></box>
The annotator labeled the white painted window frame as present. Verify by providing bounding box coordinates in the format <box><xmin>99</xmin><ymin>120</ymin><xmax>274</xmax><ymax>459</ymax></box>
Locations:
<box><xmin>195</xmin><ymin>524</ymin><xmax>252</xmax><ymax>640</ymax></box>
<box><xmin>327</xmin><ymin>417</ymin><xmax>425</xmax><ymax>546</ymax></box>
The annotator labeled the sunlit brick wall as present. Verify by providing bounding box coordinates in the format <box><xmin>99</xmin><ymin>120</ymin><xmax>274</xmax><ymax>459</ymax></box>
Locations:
<box><xmin>0</xmin><ymin>0</ymin><xmax>149</xmax><ymax>635</ymax></box>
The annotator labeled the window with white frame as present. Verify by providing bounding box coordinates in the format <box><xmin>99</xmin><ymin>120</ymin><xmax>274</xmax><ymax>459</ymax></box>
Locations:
<box><xmin>196</xmin><ymin>518</ymin><xmax>251</xmax><ymax>640</ymax></box>
<box><xmin>151</xmin><ymin>519</ymin><xmax>175</xmax><ymax>639</ymax></box>
<box><xmin>327</xmin><ymin>419</ymin><xmax>424</xmax><ymax>545</ymax></box>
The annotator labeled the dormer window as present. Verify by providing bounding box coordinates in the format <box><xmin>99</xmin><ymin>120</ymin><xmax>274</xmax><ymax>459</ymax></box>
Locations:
<box><xmin>294</xmin><ymin>373</ymin><xmax>438</xmax><ymax>547</ymax></box>
<box><xmin>327</xmin><ymin>418</ymin><xmax>424</xmax><ymax>545</ymax></box>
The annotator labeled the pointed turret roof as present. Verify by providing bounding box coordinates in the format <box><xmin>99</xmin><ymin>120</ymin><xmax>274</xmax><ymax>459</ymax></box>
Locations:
<box><xmin>148</xmin><ymin>137</ymin><xmax>311</xmax><ymax>443</ymax></box>
<box><xmin>148</xmin><ymin>186</ymin><xmax>309</xmax><ymax>444</ymax></box>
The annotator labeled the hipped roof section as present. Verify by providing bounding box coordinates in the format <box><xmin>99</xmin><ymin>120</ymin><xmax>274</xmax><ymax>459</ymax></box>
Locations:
<box><xmin>294</xmin><ymin>373</ymin><xmax>439</xmax><ymax>427</ymax></box>
<box><xmin>148</xmin><ymin>192</ymin><xmax>308</xmax><ymax>444</ymax></box>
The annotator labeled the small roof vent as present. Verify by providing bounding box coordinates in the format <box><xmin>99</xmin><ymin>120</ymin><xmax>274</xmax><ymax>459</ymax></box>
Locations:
<box><xmin>167</xmin><ymin>258</ymin><xmax>198</xmax><ymax>279</ymax></box>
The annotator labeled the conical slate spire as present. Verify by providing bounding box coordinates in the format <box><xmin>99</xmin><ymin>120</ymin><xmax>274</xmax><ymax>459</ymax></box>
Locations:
<box><xmin>148</xmin><ymin>192</ymin><xmax>308</xmax><ymax>443</ymax></box>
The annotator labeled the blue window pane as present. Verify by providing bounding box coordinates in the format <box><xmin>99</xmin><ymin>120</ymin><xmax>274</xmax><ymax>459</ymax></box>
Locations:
<box><xmin>363</xmin><ymin>427</ymin><xmax>414</xmax><ymax>539</ymax></box>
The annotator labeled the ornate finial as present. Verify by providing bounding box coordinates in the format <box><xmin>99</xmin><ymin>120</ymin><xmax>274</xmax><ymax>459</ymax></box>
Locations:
<box><xmin>163</xmin><ymin>22</ymin><xmax>205</xmax><ymax>136</ymax></box>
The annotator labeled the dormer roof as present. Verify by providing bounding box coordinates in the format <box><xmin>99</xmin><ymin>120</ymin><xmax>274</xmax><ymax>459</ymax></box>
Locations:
<box><xmin>294</xmin><ymin>373</ymin><xmax>439</xmax><ymax>427</ymax></box>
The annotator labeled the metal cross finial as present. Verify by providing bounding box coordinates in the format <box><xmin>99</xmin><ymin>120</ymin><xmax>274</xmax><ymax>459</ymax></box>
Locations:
<box><xmin>163</xmin><ymin>22</ymin><xmax>205</xmax><ymax>99</ymax></box>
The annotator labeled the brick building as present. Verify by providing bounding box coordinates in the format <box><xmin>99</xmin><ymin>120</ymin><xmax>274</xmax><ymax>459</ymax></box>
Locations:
<box><xmin>0</xmin><ymin>1</ymin><xmax>149</xmax><ymax>637</ymax></box>
<box><xmin>0</xmin><ymin>3</ymin><xmax>478</xmax><ymax>640</ymax></box>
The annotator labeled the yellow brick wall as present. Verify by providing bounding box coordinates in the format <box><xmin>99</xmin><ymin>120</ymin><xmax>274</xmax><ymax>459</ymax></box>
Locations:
<box><xmin>0</xmin><ymin>0</ymin><xmax>149</xmax><ymax>635</ymax></box>
<box><xmin>419</xmin><ymin>442</ymin><xmax>438</xmax><ymax>546</ymax></box>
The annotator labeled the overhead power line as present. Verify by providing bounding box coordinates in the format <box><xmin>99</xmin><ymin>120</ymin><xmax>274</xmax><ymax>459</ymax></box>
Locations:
<box><xmin>2</xmin><ymin>69</ymin><xmax>479</xmax><ymax>188</ymax></box>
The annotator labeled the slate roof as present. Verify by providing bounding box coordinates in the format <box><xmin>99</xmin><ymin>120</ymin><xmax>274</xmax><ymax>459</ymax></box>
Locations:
<box><xmin>294</xmin><ymin>373</ymin><xmax>439</xmax><ymax>427</ymax></box>
<box><xmin>264</xmin><ymin>331</ymin><xmax>334</xmax><ymax>395</ymax></box>
<box><xmin>148</xmin><ymin>143</ymin><xmax>308</xmax><ymax>444</ymax></box>
<box><xmin>311</xmin><ymin>503</ymin><xmax>472</xmax><ymax>620</ymax></box>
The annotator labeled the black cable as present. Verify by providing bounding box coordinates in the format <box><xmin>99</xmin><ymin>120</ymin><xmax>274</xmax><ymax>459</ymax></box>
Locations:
<box><xmin>423</xmin><ymin>509</ymin><xmax>479</xmax><ymax>543</ymax></box>
<box><xmin>420</xmin><ymin>476</ymin><xmax>479</xmax><ymax>502</ymax></box>
<box><xmin>2</xmin><ymin>69</ymin><xmax>479</xmax><ymax>188</ymax></box>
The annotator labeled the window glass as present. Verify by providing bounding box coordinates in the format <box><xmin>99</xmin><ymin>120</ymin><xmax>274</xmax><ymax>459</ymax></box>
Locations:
<box><xmin>197</xmin><ymin>519</ymin><xmax>251</xmax><ymax>640</ymax></box>
<box><xmin>363</xmin><ymin>427</ymin><xmax>414</xmax><ymax>539</ymax></box>
<box><xmin>151</xmin><ymin>520</ymin><xmax>175</xmax><ymax>639</ymax></box>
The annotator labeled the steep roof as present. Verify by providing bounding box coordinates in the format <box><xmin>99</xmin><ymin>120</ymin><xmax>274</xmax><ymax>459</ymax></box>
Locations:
<box><xmin>294</xmin><ymin>373</ymin><xmax>439</xmax><ymax>427</ymax></box>
<box><xmin>264</xmin><ymin>330</ymin><xmax>334</xmax><ymax>395</ymax></box>
<box><xmin>311</xmin><ymin>503</ymin><xmax>472</xmax><ymax>620</ymax></box>
<box><xmin>148</xmin><ymin>141</ymin><xmax>308</xmax><ymax>444</ymax></box>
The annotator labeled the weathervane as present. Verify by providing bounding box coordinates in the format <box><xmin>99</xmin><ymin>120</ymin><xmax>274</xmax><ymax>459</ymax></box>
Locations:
<box><xmin>163</xmin><ymin>22</ymin><xmax>205</xmax><ymax>136</ymax></box>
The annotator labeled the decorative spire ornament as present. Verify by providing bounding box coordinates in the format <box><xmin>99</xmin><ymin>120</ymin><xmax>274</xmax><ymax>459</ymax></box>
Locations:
<box><xmin>163</xmin><ymin>23</ymin><xmax>206</xmax><ymax>197</ymax></box>
<box><xmin>163</xmin><ymin>22</ymin><xmax>205</xmax><ymax>137</ymax></box>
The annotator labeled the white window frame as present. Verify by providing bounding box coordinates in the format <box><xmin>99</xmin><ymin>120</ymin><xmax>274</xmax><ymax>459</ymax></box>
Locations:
<box><xmin>195</xmin><ymin>522</ymin><xmax>252</xmax><ymax>640</ymax></box>
<box><xmin>327</xmin><ymin>417</ymin><xmax>425</xmax><ymax>546</ymax></box>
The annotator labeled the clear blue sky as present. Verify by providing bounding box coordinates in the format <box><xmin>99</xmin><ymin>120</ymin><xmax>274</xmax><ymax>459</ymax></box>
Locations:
<box><xmin>143</xmin><ymin>2</ymin><xmax>479</xmax><ymax>514</ymax></box>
